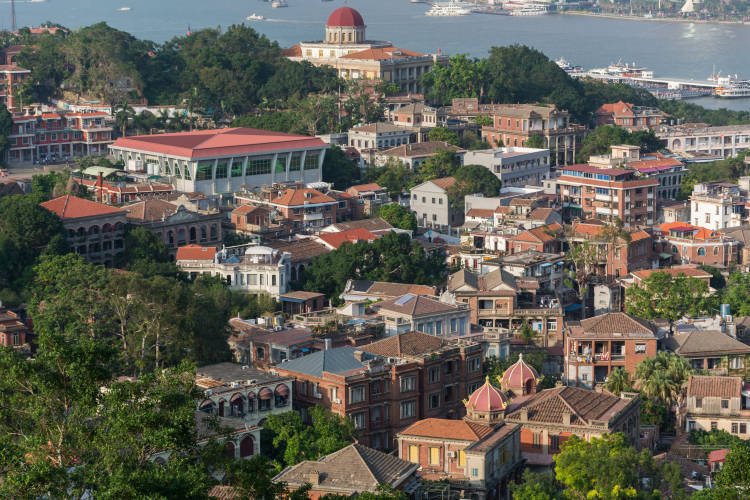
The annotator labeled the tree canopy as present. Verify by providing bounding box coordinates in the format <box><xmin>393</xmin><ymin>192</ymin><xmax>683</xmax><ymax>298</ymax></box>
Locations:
<box><xmin>448</xmin><ymin>164</ymin><xmax>502</xmax><ymax>209</ymax></box>
<box><xmin>635</xmin><ymin>351</ymin><xmax>692</xmax><ymax>408</ymax></box>
<box><xmin>322</xmin><ymin>146</ymin><xmax>361</xmax><ymax>190</ymax></box>
<box><xmin>377</xmin><ymin>204</ymin><xmax>417</xmax><ymax>232</ymax></box>
<box><xmin>625</xmin><ymin>271</ymin><xmax>716</xmax><ymax>322</ymax></box>
<box><xmin>576</xmin><ymin>125</ymin><xmax>663</xmax><ymax>162</ymax></box>
<box><xmin>298</xmin><ymin>232</ymin><xmax>446</xmax><ymax>303</ymax></box>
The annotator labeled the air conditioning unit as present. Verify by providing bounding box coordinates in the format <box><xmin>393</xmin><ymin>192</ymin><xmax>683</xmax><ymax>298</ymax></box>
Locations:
<box><xmin>313</xmin><ymin>392</ymin><xmax>323</xmax><ymax>399</ymax></box>
<box><xmin>447</xmin><ymin>451</ymin><xmax>456</xmax><ymax>458</ymax></box>
<box><xmin>230</xmin><ymin>382</ymin><xmax>239</xmax><ymax>388</ymax></box>
<box><xmin>204</xmin><ymin>389</ymin><xmax>213</xmax><ymax>396</ymax></box>
<box><xmin>333</xmin><ymin>398</ymin><xmax>342</xmax><ymax>404</ymax></box>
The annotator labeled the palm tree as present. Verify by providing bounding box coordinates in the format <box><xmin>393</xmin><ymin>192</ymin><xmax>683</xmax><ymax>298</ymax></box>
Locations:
<box><xmin>635</xmin><ymin>351</ymin><xmax>691</xmax><ymax>406</ymax></box>
<box><xmin>114</xmin><ymin>100</ymin><xmax>134</xmax><ymax>138</ymax></box>
<box><xmin>604</xmin><ymin>367</ymin><xmax>634</xmax><ymax>395</ymax></box>
<box><xmin>565</xmin><ymin>241</ymin><xmax>598</xmax><ymax>318</ymax></box>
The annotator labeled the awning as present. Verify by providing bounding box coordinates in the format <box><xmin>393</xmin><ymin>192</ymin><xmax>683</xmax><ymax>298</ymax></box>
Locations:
<box><xmin>275</xmin><ymin>384</ymin><xmax>289</xmax><ymax>396</ymax></box>
<box><xmin>280</xmin><ymin>296</ymin><xmax>306</xmax><ymax>303</ymax></box>
<box><xmin>259</xmin><ymin>387</ymin><xmax>273</xmax><ymax>400</ymax></box>
<box><xmin>230</xmin><ymin>393</ymin><xmax>244</xmax><ymax>402</ymax></box>
<box><xmin>659</xmin><ymin>253</ymin><xmax>673</xmax><ymax>259</ymax></box>
<box><xmin>540</xmin><ymin>262</ymin><xmax>553</xmax><ymax>267</ymax></box>
<box><xmin>564</xmin><ymin>303</ymin><xmax>583</xmax><ymax>311</ymax></box>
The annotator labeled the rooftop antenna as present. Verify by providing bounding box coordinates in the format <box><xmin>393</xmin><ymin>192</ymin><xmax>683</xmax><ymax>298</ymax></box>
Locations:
<box><xmin>10</xmin><ymin>0</ymin><xmax>17</xmax><ymax>32</ymax></box>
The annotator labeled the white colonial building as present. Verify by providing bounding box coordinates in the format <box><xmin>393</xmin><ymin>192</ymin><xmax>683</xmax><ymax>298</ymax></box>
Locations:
<box><xmin>462</xmin><ymin>147</ymin><xmax>551</xmax><ymax>187</ymax></box>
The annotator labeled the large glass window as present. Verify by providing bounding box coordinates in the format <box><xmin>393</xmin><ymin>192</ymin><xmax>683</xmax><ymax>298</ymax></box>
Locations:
<box><xmin>289</xmin><ymin>153</ymin><xmax>302</xmax><ymax>172</ymax></box>
<box><xmin>247</xmin><ymin>158</ymin><xmax>272</xmax><ymax>176</ymax></box>
<box><xmin>196</xmin><ymin>161</ymin><xmax>213</xmax><ymax>181</ymax></box>
<box><xmin>274</xmin><ymin>154</ymin><xmax>287</xmax><ymax>174</ymax></box>
<box><xmin>231</xmin><ymin>157</ymin><xmax>244</xmax><ymax>177</ymax></box>
<box><xmin>215</xmin><ymin>160</ymin><xmax>228</xmax><ymax>179</ymax></box>
<box><xmin>304</xmin><ymin>152</ymin><xmax>319</xmax><ymax>170</ymax></box>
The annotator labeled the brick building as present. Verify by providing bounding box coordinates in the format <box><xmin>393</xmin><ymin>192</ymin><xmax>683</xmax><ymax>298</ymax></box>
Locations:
<box><xmin>655</xmin><ymin>222</ymin><xmax>740</xmax><ymax>267</ymax></box>
<box><xmin>563</xmin><ymin>313</ymin><xmax>658</xmax><ymax>388</ymax></box>
<box><xmin>373</xmin><ymin>293</ymin><xmax>471</xmax><ymax>337</ymax></box>
<box><xmin>507</xmin><ymin>223</ymin><xmax>564</xmax><ymax>254</ymax></box>
<box><xmin>40</xmin><ymin>195</ymin><xmax>127</xmax><ymax>266</ymax></box>
<box><xmin>481</xmin><ymin>104</ymin><xmax>584</xmax><ymax>165</ymax></box>
<box><xmin>594</xmin><ymin>101</ymin><xmax>668</xmax><ymax>131</ymax></box>
<box><xmin>345</xmin><ymin>183</ymin><xmax>390</xmax><ymax>217</ymax></box>
<box><xmin>275</xmin><ymin>334</ymin><xmax>483</xmax><ymax>450</ymax></box>
<box><xmin>556</xmin><ymin>164</ymin><xmax>658</xmax><ymax>229</ymax></box>
<box><xmin>664</xmin><ymin>329</ymin><xmax>750</xmax><ymax>379</ymax></box>
<box><xmin>124</xmin><ymin>199</ymin><xmax>224</xmax><ymax>259</ymax></box>
<box><xmin>445</xmin><ymin>268</ymin><xmax>563</xmax><ymax>347</ymax></box>
<box><xmin>0</xmin><ymin>306</ymin><xmax>30</xmax><ymax>349</ymax></box>
<box><xmin>236</xmin><ymin>185</ymin><xmax>340</xmax><ymax>233</ymax></box>
<box><xmin>7</xmin><ymin>111</ymin><xmax>114</xmax><ymax>163</ymax></box>
<box><xmin>0</xmin><ymin>45</ymin><xmax>29</xmax><ymax>111</ymax></box>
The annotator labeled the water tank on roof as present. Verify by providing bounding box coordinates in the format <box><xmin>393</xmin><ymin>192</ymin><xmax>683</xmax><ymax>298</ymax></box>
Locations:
<box><xmin>721</xmin><ymin>304</ymin><xmax>730</xmax><ymax>318</ymax></box>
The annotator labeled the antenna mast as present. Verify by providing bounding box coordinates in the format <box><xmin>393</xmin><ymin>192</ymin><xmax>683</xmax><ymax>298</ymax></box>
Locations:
<box><xmin>10</xmin><ymin>0</ymin><xmax>17</xmax><ymax>32</ymax></box>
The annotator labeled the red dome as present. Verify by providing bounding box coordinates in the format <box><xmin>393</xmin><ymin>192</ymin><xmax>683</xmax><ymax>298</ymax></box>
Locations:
<box><xmin>500</xmin><ymin>354</ymin><xmax>539</xmax><ymax>393</ymax></box>
<box><xmin>466</xmin><ymin>377</ymin><xmax>508</xmax><ymax>412</ymax></box>
<box><xmin>326</xmin><ymin>7</ymin><xmax>365</xmax><ymax>27</ymax></box>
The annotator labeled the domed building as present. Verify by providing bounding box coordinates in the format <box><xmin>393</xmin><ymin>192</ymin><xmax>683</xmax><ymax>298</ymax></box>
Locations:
<box><xmin>283</xmin><ymin>7</ymin><xmax>447</xmax><ymax>94</ymax></box>
<box><xmin>464</xmin><ymin>376</ymin><xmax>509</xmax><ymax>427</ymax></box>
<box><xmin>500</xmin><ymin>354</ymin><xmax>540</xmax><ymax>397</ymax></box>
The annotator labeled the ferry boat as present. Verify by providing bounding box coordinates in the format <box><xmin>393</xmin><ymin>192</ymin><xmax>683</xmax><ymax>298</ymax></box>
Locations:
<box><xmin>555</xmin><ymin>57</ymin><xmax>585</xmax><ymax>76</ymax></box>
<box><xmin>246</xmin><ymin>13</ymin><xmax>265</xmax><ymax>20</ymax></box>
<box><xmin>508</xmin><ymin>4</ymin><xmax>548</xmax><ymax>16</ymax></box>
<box><xmin>117</xmin><ymin>7</ymin><xmax>132</xmax><ymax>11</ymax></box>
<box><xmin>425</xmin><ymin>1</ymin><xmax>473</xmax><ymax>16</ymax></box>
<box><xmin>271</xmin><ymin>0</ymin><xmax>288</xmax><ymax>8</ymax></box>
<box><xmin>715</xmin><ymin>84</ymin><xmax>750</xmax><ymax>98</ymax></box>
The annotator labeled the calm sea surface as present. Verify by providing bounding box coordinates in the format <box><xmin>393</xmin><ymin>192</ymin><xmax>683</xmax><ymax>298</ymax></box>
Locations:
<box><xmin>6</xmin><ymin>0</ymin><xmax>750</xmax><ymax>111</ymax></box>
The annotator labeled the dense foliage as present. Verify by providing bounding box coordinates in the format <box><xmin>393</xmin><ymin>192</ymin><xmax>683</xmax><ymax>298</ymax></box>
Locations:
<box><xmin>510</xmin><ymin>470</ymin><xmax>560</xmax><ymax>500</ymax></box>
<box><xmin>263</xmin><ymin>405</ymin><xmax>356</xmax><ymax>469</ymax></box>
<box><xmin>690</xmin><ymin>440</ymin><xmax>750</xmax><ymax>500</ymax></box>
<box><xmin>377</xmin><ymin>204</ymin><xmax>418</xmax><ymax>232</ymax></box>
<box><xmin>625</xmin><ymin>271</ymin><xmax>716</xmax><ymax>322</ymax></box>
<box><xmin>554</xmin><ymin>433</ymin><xmax>686</xmax><ymax>500</ymax></box>
<box><xmin>448</xmin><ymin>164</ymin><xmax>503</xmax><ymax>208</ymax></box>
<box><xmin>321</xmin><ymin>145</ymin><xmax>361</xmax><ymax>190</ymax></box>
<box><xmin>298</xmin><ymin>232</ymin><xmax>446</xmax><ymax>303</ymax></box>
<box><xmin>15</xmin><ymin>23</ymin><xmax>340</xmax><ymax>117</ymax></box>
<box><xmin>676</xmin><ymin>150</ymin><xmax>750</xmax><ymax>200</ymax></box>
<box><xmin>635</xmin><ymin>351</ymin><xmax>692</xmax><ymax>407</ymax></box>
<box><xmin>576</xmin><ymin>125</ymin><xmax>663</xmax><ymax>162</ymax></box>
<box><xmin>687</xmin><ymin>429</ymin><xmax>744</xmax><ymax>448</ymax></box>
<box><xmin>0</xmin><ymin>103</ymin><xmax>12</xmax><ymax>162</ymax></box>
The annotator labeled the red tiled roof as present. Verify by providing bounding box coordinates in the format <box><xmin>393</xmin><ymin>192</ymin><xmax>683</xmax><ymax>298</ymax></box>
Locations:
<box><xmin>561</xmin><ymin>164</ymin><xmax>633</xmax><ymax>177</ymax></box>
<box><xmin>466</xmin><ymin>377</ymin><xmax>508</xmax><ymax>411</ymax></box>
<box><xmin>348</xmin><ymin>183</ymin><xmax>383</xmax><ymax>193</ymax></box>
<box><xmin>110</xmin><ymin>128</ymin><xmax>325</xmax><ymax>160</ymax></box>
<box><xmin>429</xmin><ymin>177</ymin><xmax>456</xmax><ymax>190</ymax></box>
<box><xmin>40</xmin><ymin>195</ymin><xmax>126</xmax><ymax>219</ymax></box>
<box><xmin>596</xmin><ymin>101</ymin><xmax>633</xmax><ymax>116</ymax></box>
<box><xmin>340</xmin><ymin>46</ymin><xmax>424</xmax><ymax>61</ymax></box>
<box><xmin>317</xmin><ymin>227</ymin><xmax>378</xmax><ymax>249</ymax></box>
<box><xmin>466</xmin><ymin>208</ymin><xmax>495</xmax><ymax>218</ymax></box>
<box><xmin>176</xmin><ymin>244</ymin><xmax>216</xmax><ymax>261</ymax></box>
<box><xmin>632</xmin><ymin>265</ymin><xmax>711</xmax><ymax>281</ymax></box>
<box><xmin>501</xmin><ymin>354</ymin><xmax>539</xmax><ymax>391</ymax></box>
<box><xmin>686</xmin><ymin>375</ymin><xmax>742</xmax><ymax>399</ymax></box>
<box><xmin>280</xmin><ymin>45</ymin><xmax>302</xmax><ymax>57</ymax></box>
<box><xmin>399</xmin><ymin>418</ymin><xmax>493</xmax><ymax>441</ymax></box>
<box><xmin>631</xmin><ymin>157</ymin><xmax>683</xmax><ymax>171</ymax></box>
<box><xmin>708</xmin><ymin>449</ymin><xmax>729</xmax><ymax>464</ymax></box>
<box><xmin>273</xmin><ymin>188</ymin><xmax>335</xmax><ymax>207</ymax></box>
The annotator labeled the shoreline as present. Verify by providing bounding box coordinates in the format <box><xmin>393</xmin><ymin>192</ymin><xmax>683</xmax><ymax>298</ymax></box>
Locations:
<box><xmin>555</xmin><ymin>10</ymin><xmax>750</xmax><ymax>27</ymax></box>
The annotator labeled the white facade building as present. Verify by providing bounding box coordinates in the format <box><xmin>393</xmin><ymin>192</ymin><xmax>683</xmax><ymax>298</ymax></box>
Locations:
<box><xmin>462</xmin><ymin>147</ymin><xmax>551</xmax><ymax>187</ymax></box>
<box><xmin>689</xmin><ymin>182</ymin><xmax>745</xmax><ymax>230</ymax></box>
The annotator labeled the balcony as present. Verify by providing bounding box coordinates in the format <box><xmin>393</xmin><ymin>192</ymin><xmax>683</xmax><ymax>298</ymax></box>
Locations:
<box><xmin>303</xmin><ymin>212</ymin><xmax>323</xmax><ymax>221</ymax></box>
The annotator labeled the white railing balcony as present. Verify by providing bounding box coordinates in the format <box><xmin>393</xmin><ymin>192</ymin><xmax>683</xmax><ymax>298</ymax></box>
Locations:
<box><xmin>303</xmin><ymin>212</ymin><xmax>323</xmax><ymax>221</ymax></box>
<box><xmin>595</xmin><ymin>193</ymin><xmax>617</xmax><ymax>202</ymax></box>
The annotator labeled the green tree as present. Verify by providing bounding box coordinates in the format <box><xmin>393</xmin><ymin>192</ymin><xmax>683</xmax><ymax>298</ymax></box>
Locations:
<box><xmin>427</xmin><ymin>127</ymin><xmax>460</xmax><ymax>146</ymax></box>
<box><xmin>565</xmin><ymin>241</ymin><xmax>599</xmax><ymax>317</ymax></box>
<box><xmin>555</xmin><ymin>433</ymin><xmax>681</xmax><ymax>500</ymax></box>
<box><xmin>511</xmin><ymin>470</ymin><xmax>560</xmax><ymax>500</ymax></box>
<box><xmin>635</xmin><ymin>351</ymin><xmax>692</xmax><ymax>408</ymax></box>
<box><xmin>299</xmin><ymin>232</ymin><xmax>446</xmax><ymax>302</ymax></box>
<box><xmin>263</xmin><ymin>405</ymin><xmax>356</xmax><ymax>468</ymax></box>
<box><xmin>377</xmin><ymin>204</ymin><xmax>417</xmax><ymax>232</ymax></box>
<box><xmin>0</xmin><ymin>103</ymin><xmax>12</xmax><ymax>161</ymax></box>
<box><xmin>711</xmin><ymin>439</ymin><xmax>750</xmax><ymax>499</ymax></box>
<box><xmin>416</xmin><ymin>148</ymin><xmax>461</xmax><ymax>182</ymax></box>
<box><xmin>625</xmin><ymin>271</ymin><xmax>715</xmax><ymax>322</ymax></box>
<box><xmin>604</xmin><ymin>367</ymin><xmax>634</xmax><ymax>395</ymax></box>
<box><xmin>114</xmin><ymin>100</ymin><xmax>135</xmax><ymax>137</ymax></box>
<box><xmin>448</xmin><ymin>164</ymin><xmax>502</xmax><ymax>209</ymax></box>
<box><xmin>232</xmin><ymin>110</ymin><xmax>303</xmax><ymax>134</ymax></box>
<box><xmin>322</xmin><ymin>145</ymin><xmax>360</xmax><ymax>190</ymax></box>
<box><xmin>15</xmin><ymin>34</ymin><xmax>69</xmax><ymax>104</ymax></box>
<box><xmin>525</xmin><ymin>134</ymin><xmax>546</xmax><ymax>149</ymax></box>
<box><xmin>225</xmin><ymin>455</ymin><xmax>312</xmax><ymax>500</ymax></box>
<box><xmin>421</xmin><ymin>53</ymin><xmax>486</xmax><ymax>106</ymax></box>
<box><xmin>719</xmin><ymin>271</ymin><xmax>750</xmax><ymax>316</ymax></box>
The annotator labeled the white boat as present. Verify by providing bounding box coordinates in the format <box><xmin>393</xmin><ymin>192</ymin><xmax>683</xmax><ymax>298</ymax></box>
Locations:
<box><xmin>246</xmin><ymin>13</ymin><xmax>265</xmax><ymax>20</ymax></box>
<box><xmin>715</xmin><ymin>84</ymin><xmax>750</xmax><ymax>98</ymax></box>
<box><xmin>509</xmin><ymin>5</ymin><xmax>548</xmax><ymax>16</ymax></box>
<box><xmin>425</xmin><ymin>1</ymin><xmax>472</xmax><ymax>16</ymax></box>
<box><xmin>28</xmin><ymin>0</ymin><xmax>47</xmax><ymax>3</ymax></box>
<box><xmin>271</xmin><ymin>0</ymin><xmax>288</xmax><ymax>7</ymax></box>
<box><xmin>555</xmin><ymin>57</ymin><xmax>585</xmax><ymax>76</ymax></box>
<box><xmin>117</xmin><ymin>7</ymin><xmax>132</xmax><ymax>11</ymax></box>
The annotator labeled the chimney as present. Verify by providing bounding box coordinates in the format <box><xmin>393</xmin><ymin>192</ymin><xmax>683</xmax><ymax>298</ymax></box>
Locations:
<box><xmin>562</xmin><ymin>411</ymin><xmax>571</xmax><ymax>426</ymax></box>
<box><xmin>306</xmin><ymin>471</ymin><xmax>321</xmax><ymax>486</ymax></box>
<box><xmin>353</xmin><ymin>350</ymin><xmax>366</xmax><ymax>362</ymax></box>
<box><xmin>520</xmin><ymin>407</ymin><xmax>528</xmax><ymax>423</ymax></box>
<box><xmin>594</xmin><ymin>383</ymin><xmax>604</xmax><ymax>393</ymax></box>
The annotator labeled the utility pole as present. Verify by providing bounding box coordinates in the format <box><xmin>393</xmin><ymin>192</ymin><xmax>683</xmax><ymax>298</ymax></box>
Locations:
<box><xmin>11</xmin><ymin>0</ymin><xmax>17</xmax><ymax>32</ymax></box>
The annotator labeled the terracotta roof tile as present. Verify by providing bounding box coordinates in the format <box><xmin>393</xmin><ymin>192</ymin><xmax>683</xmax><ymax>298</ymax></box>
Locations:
<box><xmin>572</xmin><ymin>312</ymin><xmax>655</xmax><ymax>338</ymax></box>
<box><xmin>505</xmin><ymin>386</ymin><xmax>632</xmax><ymax>426</ymax></box>
<box><xmin>665</xmin><ymin>330</ymin><xmax>750</xmax><ymax>356</ymax></box>
<box><xmin>176</xmin><ymin>244</ymin><xmax>216</xmax><ymax>261</ymax></box>
<box><xmin>430</xmin><ymin>177</ymin><xmax>456</xmax><ymax>190</ymax></box>
<box><xmin>348</xmin><ymin>183</ymin><xmax>384</xmax><ymax>193</ymax></box>
<box><xmin>317</xmin><ymin>227</ymin><xmax>379</xmax><ymax>249</ymax></box>
<box><xmin>273</xmin><ymin>188</ymin><xmax>336</xmax><ymax>207</ymax></box>
<box><xmin>632</xmin><ymin>265</ymin><xmax>711</xmax><ymax>281</ymax></box>
<box><xmin>686</xmin><ymin>375</ymin><xmax>742</xmax><ymax>399</ymax></box>
<box><xmin>266</xmin><ymin>238</ymin><xmax>330</xmax><ymax>263</ymax></box>
<box><xmin>360</xmin><ymin>331</ymin><xmax>446</xmax><ymax>358</ymax></box>
<box><xmin>376</xmin><ymin>294</ymin><xmax>461</xmax><ymax>317</ymax></box>
<box><xmin>399</xmin><ymin>418</ymin><xmax>494</xmax><ymax>441</ymax></box>
<box><xmin>340</xmin><ymin>46</ymin><xmax>424</xmax><ymax>60</ymax></box>
<box><xmin>382</xmin><ymin>141</ymin><xmax>463</xmax><ymax>158</ymax></box>
<box><xmin>466</xmin><ymin>208</ymin><xmax>495</xmax><ymax>218</ymax></box>
<box><xmin>123</xmin><ymin>199</ymin><xmax>178</xmax><ymax>222</ymax></box>
<box><xmin>40</xmin><ymin>195</ymin><xmax>126</xmax><ymax>219</ymax></box>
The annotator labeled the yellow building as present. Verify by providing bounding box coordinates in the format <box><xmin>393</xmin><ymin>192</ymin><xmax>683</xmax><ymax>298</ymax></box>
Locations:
<box><xmin>282</xmin><ymin>7</ymin><xmax>447</xmax><ymax>94</ymax></box>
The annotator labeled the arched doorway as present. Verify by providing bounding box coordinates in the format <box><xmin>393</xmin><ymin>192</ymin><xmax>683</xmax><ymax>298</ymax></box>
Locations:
<box><xmin>239</xmin><ymin>435</ymin><xmax>254</xmax><ymax>457</ymax></box>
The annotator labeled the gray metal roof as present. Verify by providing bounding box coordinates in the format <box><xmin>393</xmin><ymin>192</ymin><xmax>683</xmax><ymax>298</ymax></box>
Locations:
<box><xmin>278</xmin><ymin>346</ymin><xmax>379</xmax><ymax>377</ymax></box>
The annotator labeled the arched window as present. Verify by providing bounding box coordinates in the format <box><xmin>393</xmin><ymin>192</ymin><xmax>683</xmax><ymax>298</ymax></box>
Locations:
<box><xmin>200</xmin><ymin>226</ymin><xmax>207</xmax><ymax>242</ymax></box>
<box><xmin>210</xmin><ymin>224</ymin><xmax>218</xmax><ymax>240</ymax></box>
<box><xmin>274</xmin><ymin>384</ymin><xmax>290</xmax><ymax>407</ymax></box>
<box><xmin>199</xmin><ymin>400</ymin><xmax>214</xmax><ymax>414</ymax></box>
<box><xmin>224</xmin><ymin>441</ymin><xmax>236</xmax><ymax>459</ymax></box>
<box><xmin>177</xmin><ymin>228</ymin><xmax>186</xmax><ymax>245</ymax></box>
<box><xmin>697</xmin><ymin>247</ymin><xmax>706</xmax><ymax>256</ymax></box>
<box><xmin>168</xmin><ymin>231</ymin><xmax>175</xmax><ymax>246</ymax></box>
<box><xmin>218</xmin><ymin>399</ymin><xmax>226</xmax><ymax>417</ymax></box>
<box><xmin>239</xmin><ymin>435</ymin><xmax>254</xmax><ymax>457</ymax></box>
<box><xmin>189</xmin><ymin>227</ymin><xmax>197</xmax><ymax>242</ymax></box>
<box><xmin>230</xmin><ymin>393</ymin><xmax>244</xmax><ymax>416</ymax></box>
<box><xmin>714</xmin><ymin>247</ymin><xmax>719</xmax><ymax>256</ymax></box>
